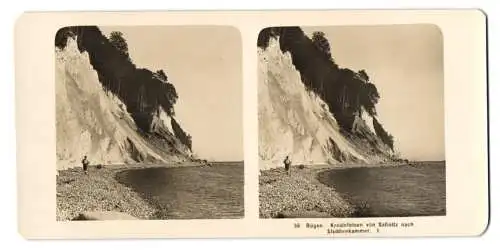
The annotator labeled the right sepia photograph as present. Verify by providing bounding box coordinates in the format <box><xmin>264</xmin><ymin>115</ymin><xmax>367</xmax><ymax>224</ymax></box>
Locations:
<box><xmin>257</xmin><ymin>25</ymin><xmax>445</xmax><ymax>219</ymax></box>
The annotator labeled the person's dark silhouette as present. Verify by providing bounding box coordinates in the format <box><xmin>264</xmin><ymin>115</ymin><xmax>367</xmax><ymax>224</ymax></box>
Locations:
<box><xmin>284</xmin><ymin>156</ymin><xmax>292</xmax><ymax>175</ymax></box>
<box><xmin>82</xmin><ymin>155</ymin><xmax>90</xmax><ymax>175</ymax></box>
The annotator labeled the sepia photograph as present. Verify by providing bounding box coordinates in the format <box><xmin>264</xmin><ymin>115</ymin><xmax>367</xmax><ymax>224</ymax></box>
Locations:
<box><xmin>54</xmin><ymin>25</ymin><xmax>244</xmax><ymax>221</ymax></box>
<box><xmin>258</xmin><ymin>25</ymin><xmax>446</xmax><ymax>218</ymax></box>
<box><xmin>15</xmin><ymin>10</ymin><xmax>487</xmax><ymax>238</ymax></box>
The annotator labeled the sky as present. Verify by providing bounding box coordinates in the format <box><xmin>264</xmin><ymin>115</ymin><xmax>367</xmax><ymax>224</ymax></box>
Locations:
<box><xmin>100</xmin><ymin>26</ymin><xmax>243</xmax><ymax>161</ymax></box>
<box><xmin>302</xmin><ymin>25</ymin><xmax>445</xmax><ymax>161</ymax></box>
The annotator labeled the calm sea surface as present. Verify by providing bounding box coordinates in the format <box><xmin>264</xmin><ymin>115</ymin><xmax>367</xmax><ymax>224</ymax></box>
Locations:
<box><xmin>116</xmin><ymin>162</ymin><xmax>244</xmax><ymax>219</ymax></box>
<box><xmin>317</xmin><ymin>163</ymin><xmax>446</xmax><ymax>217</ymax></box>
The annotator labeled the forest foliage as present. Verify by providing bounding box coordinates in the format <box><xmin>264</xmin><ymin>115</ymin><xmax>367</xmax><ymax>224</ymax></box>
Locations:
<box><xmin>55</xmin><ymin>26</ymin><xmax>192</xmax><ymax>150</ymax></box>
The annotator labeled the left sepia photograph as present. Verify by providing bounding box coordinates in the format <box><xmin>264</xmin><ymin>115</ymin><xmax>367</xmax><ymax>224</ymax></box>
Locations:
<box><xmin>54</xmin><ymin>26</ymin><xmax>244</xmax><ymax>221</ymax></box>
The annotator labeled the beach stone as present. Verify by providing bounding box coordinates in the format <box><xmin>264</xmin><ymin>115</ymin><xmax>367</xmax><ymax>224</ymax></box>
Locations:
<box><xmin>74</xmin><ymin>211</ymin><xmax>139</xmax><ymax>220</ymax></box>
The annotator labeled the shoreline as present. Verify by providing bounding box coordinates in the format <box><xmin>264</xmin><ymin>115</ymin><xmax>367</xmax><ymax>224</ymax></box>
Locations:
<box><xmin>57</xmin><ymin>161</ymin><xmax>210</xmax><ymax>173</ymax></box>
<box><xmin>56</xmin><ymin>162</ymin><xmax>243</xmax><ymax>221</ymax></box>
<box><xmin>57</xmin><ymin>165</ymin><xmax>159</xmax><ymax>221</ymax></box>
<box><xmin>259</xmin><ymin>161</ymin><xmax>446</xmax><ymax>218</ymax></box>
<box><xmin>260</xmin><ymin>160</ymin><xmax>445</xmax><ymax>172</ymax></box>
<box><xmin>57</xmin><ymin>160</ymin><xmax>244</xmax><ymax>173</ymax></box>
<box><xmin>259</xmin><ymin>166</ymin><xmax>355</xmax><ymax>218</ymax></box>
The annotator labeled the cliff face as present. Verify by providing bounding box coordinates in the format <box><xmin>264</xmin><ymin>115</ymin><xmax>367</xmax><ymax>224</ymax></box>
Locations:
<box><xmin>258</xmin><ymin>27</ymin><xmax>395</xmax><ymax>169</ymax></box>
<box><xmin>55</xmin><ymin>27</ymin><xmax>193</xmax><ymax>169</ymax></box>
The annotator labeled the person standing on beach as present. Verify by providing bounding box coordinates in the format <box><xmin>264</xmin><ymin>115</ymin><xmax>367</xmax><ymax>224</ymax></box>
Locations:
<box><xmin>82</xmin><ymin>155</ymin><xmax>90</xmax><ymax>175</ymax></box>
<box><xmin>284</xmin><ymin>156</ymin><xmax>292</xmax><ymax>175</ymax></box>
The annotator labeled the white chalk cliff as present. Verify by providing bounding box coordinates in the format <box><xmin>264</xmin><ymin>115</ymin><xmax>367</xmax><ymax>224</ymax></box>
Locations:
<box><xmin>56</xmin><ymin>37</ymin><xmax>190</xmax><ymax>169</ymax></box>
<box><xmin>258</xmin><ymin>38</ymin><xmax>391</xmax><ymax>169</ymax></box>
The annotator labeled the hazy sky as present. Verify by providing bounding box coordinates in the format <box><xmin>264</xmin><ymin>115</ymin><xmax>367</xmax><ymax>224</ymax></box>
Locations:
<box><xmin>100</xmin><ymin>26</ymin><xmax>243</xmax><ymax>161</ymax></box>
<box><xmin>303</xmin><ymin>25</ymin><xmax>445</xmax><ymax>161</ymax></box>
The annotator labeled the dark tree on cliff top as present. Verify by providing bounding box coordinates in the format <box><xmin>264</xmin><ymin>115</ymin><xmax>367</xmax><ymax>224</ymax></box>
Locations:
<box><xmin>357</xmin><ymin>69</ymin><xmax>370</xmax><ymax>82</ymax></box>
<box><xmin>154</xmin><ymin>69</ymin><xmax>178</xmax><ymax>116</ymax></box>
<box><xmin>109</xmin><ymin>31</ymin><xmax>129</xmax><ymax>57</ymax></box>
<box><xmin>312</xmin><ymin>31</ymin><xmax>332</xmax><ymax>61</ymax></box>
<box><xmin>155</xmin><ymin>70</ymin><xmax>168</xmax><ymax>82</ymax></box>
